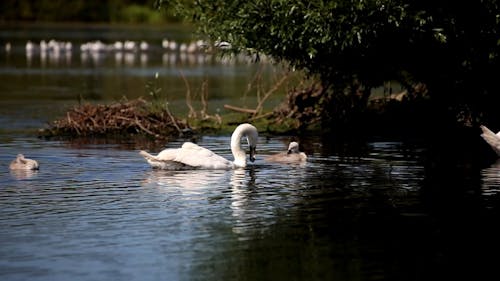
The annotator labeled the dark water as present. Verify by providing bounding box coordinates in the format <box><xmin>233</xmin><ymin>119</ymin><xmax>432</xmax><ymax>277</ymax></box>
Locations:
<box><xmin>1</xmin><ymin>136</ymin><xmax>500</xmax><ymax>281</ymax></box>
<box><xmin>2</xmin><ymin>24</ymin><xmax>500</xmax><ymax>281</ymax></box>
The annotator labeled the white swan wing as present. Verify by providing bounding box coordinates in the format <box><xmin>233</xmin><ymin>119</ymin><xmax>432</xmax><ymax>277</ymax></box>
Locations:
<box><xmin>173</xmin><ymin>142</ymin><xmax>233</xmax><ymax>169</ymax></box>
<box><xmin>481</xmin><ymin>125</ymin><xmax>500</xmax><ymax>156</ymax></box>
<box><xmin>156</xmin><ymin>148</ymin><xmax>182</xmax><ymax>160</ymax></box>
<box><xmin>140</xmin><ymin>149</ymin><xmax>187</xmax><ymax>169</ymax></box>
<box><xmin>140</xmin><ymin>142</ymin><xmax>232</xmax><ymax>169</ymax></box>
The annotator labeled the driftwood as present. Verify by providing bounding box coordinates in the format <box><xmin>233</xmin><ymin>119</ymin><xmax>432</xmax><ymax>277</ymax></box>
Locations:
<box><xmin>41</xmin><ymin>98</ymin><xmax>187</xmax><ymax>138</ymax></box>
<box><xmin>223</xmin><ymin>104</ymin><xmax>257</xmax><ymax>114</ymax></box>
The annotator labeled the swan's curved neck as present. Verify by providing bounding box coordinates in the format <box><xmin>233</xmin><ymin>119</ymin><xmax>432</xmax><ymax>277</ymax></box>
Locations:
<box><xmin>230</xmin><ymin>124</ymin><xmax>258</xmax><ymax>168</ymax></box>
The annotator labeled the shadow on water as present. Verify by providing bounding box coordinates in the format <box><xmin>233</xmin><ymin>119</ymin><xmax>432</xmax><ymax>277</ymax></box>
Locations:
<box><xmin>180</xmin><ymin>137</ymin><xmax>500</xmax><ymax>281</ymax></box>
<box><xmin>192</xmin><ymin>150</ymin><xmax>430</xmax><ymax>281</ymax></box>
<box><xmin>417</xmin><ymin>132</ymin><xmax>500</xmax><ymax>280</ymax></box>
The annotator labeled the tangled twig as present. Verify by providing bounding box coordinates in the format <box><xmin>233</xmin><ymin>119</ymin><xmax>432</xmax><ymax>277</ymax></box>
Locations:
<box><xmin>41</xmin><ymin>98</ymin><xmax>188</xmax><ymax>139</ymax></box>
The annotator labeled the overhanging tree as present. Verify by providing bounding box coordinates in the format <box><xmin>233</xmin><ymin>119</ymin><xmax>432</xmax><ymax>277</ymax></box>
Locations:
<box><xmin>158</xmin><ymin>0</ymin><xmax>500</xmax><ymax>128</ymax></box>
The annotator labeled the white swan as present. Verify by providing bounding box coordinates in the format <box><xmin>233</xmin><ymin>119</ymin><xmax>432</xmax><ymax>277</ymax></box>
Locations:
<box><xmin>9</xmin><ymin>154</ymin><xmax>39</xmax><ymax>170</ymax></box>
<box><xmin>481</xmin><ymin>125</ymin><xmax>500</xmax><ymax>156</ymax></box>
<box><xmin>265</xmin><ymin>141</ymin><xmax>307</xmax><ymax>164</ymax></box>
<box><xmin>140</xmin><ymin>123</ymin><xmax>258</xmax><ymax>169</ymax></box>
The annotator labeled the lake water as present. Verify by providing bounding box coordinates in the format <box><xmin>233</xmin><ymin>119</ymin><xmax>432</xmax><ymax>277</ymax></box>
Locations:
<box><xmin>1</xmin><ymin>24</ymin><xmax>500</xmax><ymax>281</ymax></box>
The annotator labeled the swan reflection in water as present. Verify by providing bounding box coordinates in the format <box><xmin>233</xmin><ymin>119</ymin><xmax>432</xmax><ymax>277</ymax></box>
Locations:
<box><xmin>142</xmin><ymin>169</ymin><xmax>229</xmax><ymax>194</ymax></box>
<box><xmin>229</xmin><ymin>166</ymin><xmax>307</xmax><ymax>239</ymax></box>
<box><xmin>230</xmin><ymin>168</ymin><xmax>271</xmax><ymax>238</ymax></box>
<box><xmin>141</xmin><ymin>167</ymin><xmax>256</xmax><ymax>197</ymax></box>
<box><xmin>9</xmin><ymin>169</ymin><xmax>39</xmax><ymax>180</ymax></box>
<box><xmin>141</xmin><ymin>164</ymin><xmax>305</xmax><ymax>240</ymax></box>
<box><xmin>230</xmin><ymin>168</ymin><xmax>254</xmax><ymax>216</ymax></box>
<box><xmin>141</xmin><ymin>167</ymin><xmax>265</xmax><ymax>236</ymax></box>
<box><xmin>481</xmin><ymin>160</ymin><xmax>500</xmax><ymax>197</ymax></box>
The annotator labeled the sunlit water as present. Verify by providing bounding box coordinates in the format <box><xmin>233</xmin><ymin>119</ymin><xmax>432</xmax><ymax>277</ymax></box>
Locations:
<box><xmin>2</xmin><ymin>24</ymin><xmax>500</xmax><ymax>281</ymax></box>
<box><xmin>1</xmin><ymin>135</ymin><xmax>500</xmax><ymax>280</ymax></box>
<box><xmin>0</xmin><ymin>136</ymin><xmax>418</xmax><ymax>280</ymax></box>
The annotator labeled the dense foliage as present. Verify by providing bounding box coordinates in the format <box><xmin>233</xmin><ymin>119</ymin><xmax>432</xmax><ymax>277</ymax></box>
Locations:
<box><xmin>159</xmin><ymin>0</ymin><xmax>500</xmax><ymax>129</ymax></box>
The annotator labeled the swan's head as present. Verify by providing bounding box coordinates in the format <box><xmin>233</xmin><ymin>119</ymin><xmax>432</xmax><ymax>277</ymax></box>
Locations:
<box><xmin>287</xmin><ymin>142</ymin><xmax>300</xmax><ymax>154</ymax></box>
<box><xmin>249</xmin><ymin>145</ymin><xmax>256</xmax><ymax>162</ymax></box>
<box><xmin>245</xmin><ymin>127</ymin><xmax>258</xmax><ymax>162</ymax></box>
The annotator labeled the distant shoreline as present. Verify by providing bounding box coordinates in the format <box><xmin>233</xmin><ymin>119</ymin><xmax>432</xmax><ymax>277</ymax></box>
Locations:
<box><xmin>0</xmin><ymin>21</ymin><xmax>191</xmax><ymax>30</ymax></box>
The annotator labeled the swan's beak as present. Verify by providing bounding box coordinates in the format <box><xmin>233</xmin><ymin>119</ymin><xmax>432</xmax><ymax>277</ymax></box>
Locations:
<box><xmin>287</xmin><ymin>149</ymin><xmax>292</xmax><ymax>155</ymax></box>
<box><xmin>249</xmin><ymin>146</ymin><xmax>256</xmax><ymax>162</ymax></box>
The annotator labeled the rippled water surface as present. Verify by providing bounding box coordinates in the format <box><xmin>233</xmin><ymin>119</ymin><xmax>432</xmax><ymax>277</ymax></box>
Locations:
<box><xmin>2</xmin><ymin>135</ymin><xmax>500</xmax><ymax>281</ymax></box>
<box><xmin>2</xmin><ymin>24</ymin><xmax>500</xmax><ymax>281</ymax></box>
<box><xmin>0</xmin><ymin>137</ymin><xmax>419</xmax><ymax>280</ymax></box>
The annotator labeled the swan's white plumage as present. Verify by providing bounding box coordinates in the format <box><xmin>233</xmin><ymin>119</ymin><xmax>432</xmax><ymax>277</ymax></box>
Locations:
<box><xmin>481</xmin><ymin>125</ymin><xmax>500</xmax><ymax>156</ymax></box>
<box><xmin>9</xmin><ymin>154</ymin><xmax>39</xmax><ymax>170</ymax></box>
<box><xmin>140</xmin><ymin>123</ymin><xmax>257</xmax><ymax>170</ymax></box>
<box><xmin>173</xmin><ymin>142</ymin><xmax>232</xmax><ymax>168</ymax></box>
